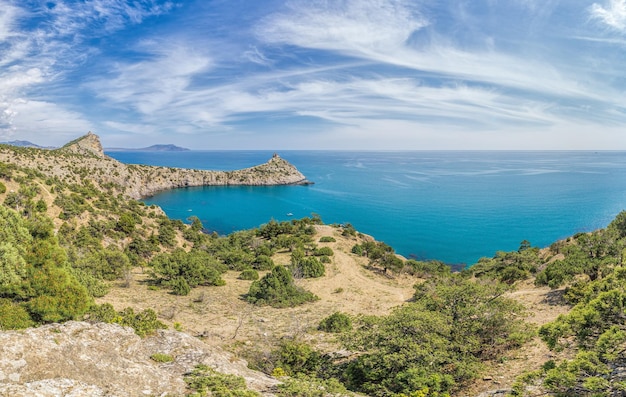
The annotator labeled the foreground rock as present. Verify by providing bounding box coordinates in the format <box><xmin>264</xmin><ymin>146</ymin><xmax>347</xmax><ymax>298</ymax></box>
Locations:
<box><xmin>0</xmin><ymin>321</ymin><xmax>279</xmax><ymax>397</ymax></box>
<box><xmin>0</xmin><ymin>132</ymin><xmax>312</xmax><ymax>199</ymax></box>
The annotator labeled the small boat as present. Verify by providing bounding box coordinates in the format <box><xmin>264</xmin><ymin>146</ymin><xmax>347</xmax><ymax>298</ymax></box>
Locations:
<box><xmin>286</xmin><ymin>212</ymin><xmax>293</xmax><ymax>216</ymax></box>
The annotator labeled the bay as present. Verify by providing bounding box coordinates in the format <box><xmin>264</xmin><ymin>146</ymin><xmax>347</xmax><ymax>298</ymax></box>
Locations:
<box><xmin>106</xmin><ymin>150</ymin><xmax>626</xmax><ymax>267</ymax></box>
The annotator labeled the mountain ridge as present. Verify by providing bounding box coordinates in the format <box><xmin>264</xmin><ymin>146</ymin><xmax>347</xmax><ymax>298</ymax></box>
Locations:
<box><xmin>105</xmin><ymin>143</ymin><xmax>190</xmax><ymax>152</ymax></box>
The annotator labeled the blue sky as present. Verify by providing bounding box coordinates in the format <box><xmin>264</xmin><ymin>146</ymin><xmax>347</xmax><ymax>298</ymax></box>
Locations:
<box><xmin>1</xmin><ymin>0</ymin><xmax>626</xmax><ymax>149</ymax></box>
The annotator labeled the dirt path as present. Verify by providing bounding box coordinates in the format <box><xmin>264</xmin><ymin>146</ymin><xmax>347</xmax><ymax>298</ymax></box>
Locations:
<box><xmin>465</xmin><ymin>279</ymin><xmax>572</xmax><ymax>396</ymax></box>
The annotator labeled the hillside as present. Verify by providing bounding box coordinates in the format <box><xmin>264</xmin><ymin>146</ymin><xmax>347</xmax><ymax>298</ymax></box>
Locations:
<box><xmin>0</xmin><ymin>136</ymin><xmax>625</xmax><ymax>397</ymax></box>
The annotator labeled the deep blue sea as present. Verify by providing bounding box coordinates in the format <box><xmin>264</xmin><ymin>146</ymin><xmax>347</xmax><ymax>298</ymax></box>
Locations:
<box><xmin>106</xmin><ymin>151</ymin><xmax>626</xmax><ymax>267</ymax></box>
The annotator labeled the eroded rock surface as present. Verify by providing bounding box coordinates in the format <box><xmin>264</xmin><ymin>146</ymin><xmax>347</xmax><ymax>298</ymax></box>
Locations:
<box><xmin>0</xmin><ymin>321</ymin><xmax>278</xmax><ymax>397</ymax></box>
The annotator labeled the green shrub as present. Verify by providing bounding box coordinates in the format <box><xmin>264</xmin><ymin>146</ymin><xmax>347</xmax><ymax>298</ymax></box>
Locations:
<box><xmin>0</xmin><ymin>299</ymin><xmax>33</xmax><ymax>330</ymax></box>
<box><xmin>185</xmin><ymin>364</ymin><xmax>261</xmax><ymax>397</ymax></box>
<box><xmin>318</xmin><ymin>312</ymin><xmax>352</xmax><ymax>333</ymax></box>
<box><xmin>87</xmin><ymin>303</ymin><xmax>167</xmax><ymax>337</ymax></box>
<box><xmin>0</xmin><ymin>181</ymin><xmax>6</xmax><ymax>194</ymax></box>
<box><xmin>150</xmin><ymin>353</ymin><xmax>174</xmax><ymax>363</ymax></box>
<box><xmin>295</xmin><ymin>257</ymin><xmax>325</xmax><ymax>278</ymax></box>
<box><xmin>246</xmin><ymin>266</ymin><xmax>318</xmax><ymax>308</ymax></box>
<box><xmin>319</xmin><ymin>236</ymin><xmax>336</xmax><ymax>243</ymax></box>
<box><xmin>149</xmin><ymin>249</ymin><xmax>226</xmax><ymax>294</ymax></box>
<box><xmin>290</xmin><ymin>249</ymin><xmax>325</xmax><ymax>278</ymax></box>
<box><xmin>169</xmin><ymin>277</ymin><xmax>191</xmax><ymax>296</ymax></box>
<box><xmin>277</xmin><ymin>374</ymin><xmax>351</xmax><ymax>397</ymax></box>
<box><xmin>252</xmin><ymin>255</ymin><xmax>274</xmax><ymax>271</ymax></box>
<box><xmin>313</xmin><ymin>246</ymin><xmax>333</xmax><ymax>256</ymax></box>
<box><xmin>274</xmin><ymin>340</ymin><xmax>324</xmax><ymax>376</ymax></box>
<box><xmin>239</xmin><ymin>269</ymin><xmax>259</xmax><ymax>280</ymax></box>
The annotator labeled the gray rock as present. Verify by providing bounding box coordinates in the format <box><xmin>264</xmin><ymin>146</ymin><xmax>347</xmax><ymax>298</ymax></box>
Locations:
<box><xmin>0</xmin><ymin>321</ymin><xmax>278</xmax><ymax>397</ymax></box>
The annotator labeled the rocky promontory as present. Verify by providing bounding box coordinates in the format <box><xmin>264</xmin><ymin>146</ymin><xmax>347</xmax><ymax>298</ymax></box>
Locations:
<box><xmin>0</xmin><ymin>132</ymin><xmax>312</xmax><ymax>199</ymax></box>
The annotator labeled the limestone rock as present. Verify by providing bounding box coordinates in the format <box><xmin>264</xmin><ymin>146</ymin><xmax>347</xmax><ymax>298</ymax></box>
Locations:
<box><xmin>0</xmin><ymin>321</ymin><xmax>278</xmax><ymax>397</ymax></box>
<box><xmin>58</xmin><ymin>132</ymin><xmax>106</xmax><ymax>158</ymax></box>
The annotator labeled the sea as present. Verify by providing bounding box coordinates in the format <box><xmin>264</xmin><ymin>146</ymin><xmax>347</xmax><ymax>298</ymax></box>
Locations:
<box><xmin>106</xmin><ymin>150</ymin><xmax>626</xmax><ymax>267</ymax></box>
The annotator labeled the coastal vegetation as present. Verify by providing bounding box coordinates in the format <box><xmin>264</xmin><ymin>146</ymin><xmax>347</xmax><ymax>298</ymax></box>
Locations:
<box><xmin>2</xmin><ymin>134</ymin><xmax>626</xmax><ymax>396</ymax></box>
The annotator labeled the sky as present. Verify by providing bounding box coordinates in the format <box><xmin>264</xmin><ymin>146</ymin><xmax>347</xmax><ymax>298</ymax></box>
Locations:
<box><xmin>1</xmin><ymin>0</ymin><xmax>626</xmax><ymax>150</ymax></box>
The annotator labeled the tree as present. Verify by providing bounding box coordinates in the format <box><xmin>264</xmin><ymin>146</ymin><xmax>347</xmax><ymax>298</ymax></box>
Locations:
<box><xmin>342</xmin><ymin>275</ymin><xmax>530</xmax><ymax>396</ymax></box>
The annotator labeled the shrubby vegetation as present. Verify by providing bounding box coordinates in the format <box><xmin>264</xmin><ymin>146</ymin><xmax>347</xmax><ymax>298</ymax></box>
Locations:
<box><xmin>352</xmin><ymin>240</ymin><xmax>404</xmax><ymax>274</ymax></box>
<box><xmin>509</xmin><ymin>211</ymin><xmax>626</xmax><ymax>395</ymax></box>
<box><xmin>86</xmin><ymin>303</ymin><xmax>167</xmax><ymax>337</ymax></box>
<box><xmin>0</xmin><ymin>205</ymin><xmax>91</xmax><ymax>328</ymax></box>
<box><xmin>149</xmin><ymin>248</ymin><xmax>227</xmax><ymax>295</ymax></box>
<box><xmin>318</xmin><ymin>312</ymin><xmax>352</xmax><ymax>333</ymax></box>
<box><xmin>246</xmin><ymin>265</ymin><xmax>318</xmax><ymax>307</ymax></box>
<box><xmin>339</xmin><ymin>275</ymin><xmax>530</xmax><ymax>396</ymax></box>
<box><xmin>185</xmin><ymin>364</ymin><xmax>261</xmax><ymax>397</ymax></box>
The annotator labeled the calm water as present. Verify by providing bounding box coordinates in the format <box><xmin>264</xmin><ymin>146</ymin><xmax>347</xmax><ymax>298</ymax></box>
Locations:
<box><xmin>107</xmin><ymin>151</ymin><xmax>626</xmax><ymax>266</ymax></box>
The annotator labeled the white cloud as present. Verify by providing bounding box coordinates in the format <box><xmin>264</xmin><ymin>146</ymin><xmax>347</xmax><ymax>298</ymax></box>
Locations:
<box><xmin>591</xmin><ymin>0</ymin><xmax>626</xmax><ymax>31</ymax></box>
<box><xmin>256</xmin><ymin>0</ymin><xmax>609</xmax><ymax>104</ymax></box>
<box><xmin>0</xmin><ymin>0</ymin><xmax>176</xmax><ymax>139</ymax></box>
<box><xmin>1</xmin><ymin>99</ymin><xmax>92</xmax><ymax>143</ymax></box>
<box><xmin>89</xmin><ymin>42</ymin><xmax>212</xmax><ymax>114</ymax></box>
<box><xmin>47</xmin><ymin>0</ymin><xmax>175</xmax><ymax>37</ymax></box>
<box><xmin>258</xmin><ymin>0</ymin><xmax>426</xmax><ymax>54</ymax></box>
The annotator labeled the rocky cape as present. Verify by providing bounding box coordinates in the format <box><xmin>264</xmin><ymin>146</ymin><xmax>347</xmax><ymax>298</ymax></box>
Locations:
<box><xmin>0</xmin><ymin>132</ymin><xmax>312</xmax><ymax>199</ymax></box>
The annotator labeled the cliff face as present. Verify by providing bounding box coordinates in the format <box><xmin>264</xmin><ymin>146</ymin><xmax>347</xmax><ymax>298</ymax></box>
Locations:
<box><xmin>57</xmin><ymin>131</ymin><xmax>106</xmax><ymax>158</ymax></box>
<box><xmin>0</xmin><ymin>133</ymin><xmax>311</xmax><ymax>199</ymax></box>
<box><xmin>0</xmin><ymin>321</ymin><xmax>278</xmax><ymax>397</ymax></box>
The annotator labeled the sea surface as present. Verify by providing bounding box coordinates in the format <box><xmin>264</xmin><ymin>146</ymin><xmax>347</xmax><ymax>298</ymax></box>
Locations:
<box><xmin>106</xmin><ymin>150</ymin><xmax>626</xmax><ymax>267</ymax></box>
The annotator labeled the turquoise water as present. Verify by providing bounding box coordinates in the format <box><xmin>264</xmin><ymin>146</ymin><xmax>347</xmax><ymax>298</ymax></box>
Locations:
<box><xmin>107</xmin><ymin>151</ymin><xmax>626</xmax><ymax>266</ymax></box>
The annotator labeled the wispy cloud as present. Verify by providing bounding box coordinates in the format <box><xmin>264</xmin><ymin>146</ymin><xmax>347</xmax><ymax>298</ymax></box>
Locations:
<box><xmin>590</xmin><ymin>0</ymin><xmax>626</xmax><ymax>31</ymax></box>
<box><xmin>89</xmin><ymin>41</ymin><xmax>212</xmax><ymax>115</ymax></box>
<box><xmin>2</xmin><ymin>1</ymin><xmax>626</xmax><ymax>149</ymax></box>
<box><xmin>0</xmin><ymin>0</ymin><xmax>175</xmax><ymax>139</ymax></box>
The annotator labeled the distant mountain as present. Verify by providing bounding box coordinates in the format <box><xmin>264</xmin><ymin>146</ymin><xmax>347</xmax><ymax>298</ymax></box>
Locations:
<box><xmin>0</xmin><ymin>140</ymin><xmax>55</xmax><ymax>149</ymax></box>
<box><xmin>105</xmin><ymin>144</ymin><xmax>190</xmax><ymax>152</ymax></box>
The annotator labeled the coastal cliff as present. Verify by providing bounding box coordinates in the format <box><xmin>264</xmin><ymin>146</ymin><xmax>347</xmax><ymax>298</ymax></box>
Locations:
<box><xmin>0</xmin><ymin>132</ymin><xmax>311</xmax><ymax>199</ymax></box>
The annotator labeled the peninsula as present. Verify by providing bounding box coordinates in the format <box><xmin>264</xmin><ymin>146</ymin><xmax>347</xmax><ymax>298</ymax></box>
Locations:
<box><xmin>0</xmin><ymin>132</ymin><xmax>312</xmax><ymax>199</ymax></box>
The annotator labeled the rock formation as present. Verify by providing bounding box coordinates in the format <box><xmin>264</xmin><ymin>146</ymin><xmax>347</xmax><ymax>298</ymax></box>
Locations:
<box><xmin>0</xmin><ymin>133</ymin><xmax>312</xmax><ymax>199</ymax></box>
<box><xmin>0</xmin><ymin>321</ymin><xmax>279</xmax><ymax>397</ymax></box>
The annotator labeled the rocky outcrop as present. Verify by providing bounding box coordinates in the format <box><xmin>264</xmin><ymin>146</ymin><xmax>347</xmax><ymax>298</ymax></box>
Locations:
<box><xmin>57</xmin><ymin>131</ymin><xmax>106</xmax><ymax>158</ymax></box>
<box><xmin>0</xmin><ymin>133</ymin><xmax>312</xmax><ymax>199</ymax></box>
<box><xmin>0</xmin><ymin>321</ymin><xmax>279</xmax><ymax>397</ymax></box>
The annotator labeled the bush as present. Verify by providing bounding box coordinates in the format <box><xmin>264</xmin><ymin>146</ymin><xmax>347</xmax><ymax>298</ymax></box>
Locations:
<box><xmin>150</xmin><ymin>353</ymin><xmax>173</xmax><ymax>363</ymax></box>
<box><xmin>296</xmin><ymin>257</ymin><xmax>325</xmax><ymax>278</ymax></box>
<box><xmin>246</xmin><ymin>266</ymin><xmax>318</xmax><ymax>308</ymax></box>
<box><xmin>0</xmin><ymin>181</ymin><xmax>6</xmax><ymax>194</ymax></box>
<box><xmin>274</xmin><ymin>340</ymin><xmax>324</xmax><ymax>376</ymax></box>
<box><xmin>319</xmin><ymin>236</ymin><xmax>336</xmax><ymax>243</ymax></box>
<box><xmin>239</xmin><ymin>269</ymin><xmax>259</xmax><ymax>280</ymax></box>
<box><xmin>150</xmin><ymin>249</ymin><xmax>226</xmax><ymax>294</ymax></box>
<box><xmin>0</xmin><ymin>299</ymin><xmax>33</xmax><ymax>330</ymax></box>
<box><xmin>252</xmin><ymin>255</ymin><xmax>274</xmax><ymax>271</ymax></box>
<box><xmin>318</xmin><ymin>312</ymin><xmax>352</xmax><ymax>333</ymax></box>
<box><xmin>185</xmin><ymin>364</ymin><xmax>261</xmax><ymax>397</ymax></box>
<box><xmin>277</xmin><ymin>375</ymin><xmax>351</xmax><ymax>397</ymax></box>
<box><xmin>170</xmin><ymin>277</ymin><xmax>191</xmax><ymax>296</ymax></box>
<box><xmin>313</xmin><ymin>247</ymin><xmax>333</xmax><ymax>256</ymax></box>
<box><xmin>87</xmin><ymin>303</ymin><xmax>167</xmax><ymax>337</ymax></box>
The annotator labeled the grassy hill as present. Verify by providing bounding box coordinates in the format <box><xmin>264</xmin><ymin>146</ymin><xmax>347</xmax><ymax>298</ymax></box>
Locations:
<box><xmin>0</xmin><ymin>134</ymin><xmax>625</xmax><ymax>396</ymax></box>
